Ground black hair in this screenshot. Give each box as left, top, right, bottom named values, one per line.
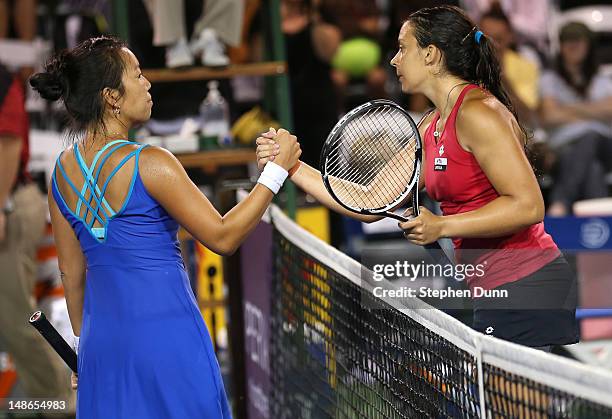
left=407, top=6, right=528, bottom=144
left=29, top=36, right=127, bottom=140
left=556, top=34, right=598, bottom=97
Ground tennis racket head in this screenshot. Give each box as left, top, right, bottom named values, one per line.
left=320, top=99, right=422, bottom=219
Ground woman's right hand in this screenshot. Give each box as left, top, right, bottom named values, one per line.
left=259, top=128, right=301, bottom=171
left=256, top=128, right=280, bottom=171
left=71, top=372, right=78, bottom=390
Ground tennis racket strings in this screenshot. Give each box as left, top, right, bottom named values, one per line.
left=323, top=104, right=420, bottom=212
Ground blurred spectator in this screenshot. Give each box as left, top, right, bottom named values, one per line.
left=142, top=0, right=243, bottom=68
left=479, top=4, right=540, bottom=127
left=0, top=0, right=36, bottom=41
left=0, top=63, right=72, bottom=409
left=282, top=0, right=341, bottom=168
left=321, top=0, right=387, bottom=108
left=0, top=0, right=37, bottom=81
left=461, top=0, right=551, bottom=53
left=54, top=0, right=108, bottom=50
left=539, top=22, right=612, bottom=216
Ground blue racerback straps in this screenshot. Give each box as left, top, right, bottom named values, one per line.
left=53, top=141, right=148, bottom=241
left=74, top=140, right=130, bottom=218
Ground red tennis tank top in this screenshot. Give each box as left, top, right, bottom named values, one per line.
left=424, top=84, right=559, bottom=291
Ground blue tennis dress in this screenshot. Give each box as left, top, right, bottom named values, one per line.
left=51, top=140, right=231, bottom=418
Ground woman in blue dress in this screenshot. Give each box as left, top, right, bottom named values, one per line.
left=29, top=36, right=301, bottom=418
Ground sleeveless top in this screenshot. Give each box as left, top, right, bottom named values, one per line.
left=51, top=140, right=182, bottom=268
left=424, top=84, right=559, bottom=291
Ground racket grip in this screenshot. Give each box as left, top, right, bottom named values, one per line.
left=29, top=311, right=78, bottom=373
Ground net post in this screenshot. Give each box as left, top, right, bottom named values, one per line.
left=476, top=337, right=487, bottom=418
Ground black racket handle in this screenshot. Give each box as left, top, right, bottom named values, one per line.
left=384, top=211, right=454, bottom=266
left=29, top=311, right=77, bottom=373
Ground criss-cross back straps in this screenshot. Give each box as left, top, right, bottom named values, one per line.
left=95, top=147, right=147, bottom=221
left=55, top=158, right=107, bottom=228
left=53, top=141, right=148, bottom=241
left=74, top=140, right=130, bottom=219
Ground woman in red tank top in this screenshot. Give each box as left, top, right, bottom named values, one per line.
left=256, top=6, right=577, bottom=349
left=388, top=6, right=577, bottom=349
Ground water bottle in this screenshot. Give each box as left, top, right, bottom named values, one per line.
left=200, top=81, right=232, bottom=147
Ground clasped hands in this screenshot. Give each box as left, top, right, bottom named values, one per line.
left=255, top=127, right=301, bottom=172
left=255, top=127, right=299, bottom=171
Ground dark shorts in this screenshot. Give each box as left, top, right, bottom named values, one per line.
left=472, top=256, right=579, bottom=347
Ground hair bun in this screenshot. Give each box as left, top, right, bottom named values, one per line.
left=29, top=52, right=68, bottom=101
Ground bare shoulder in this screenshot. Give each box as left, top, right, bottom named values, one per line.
left=58, top=144, right=76, bottom=165
left=456, top=90, right=519, bottom=150
left=139, top=145, right=181, bottom=169
left=458, top=89, right=511, bottom=127
left=138, top=146, right=186, bottom=188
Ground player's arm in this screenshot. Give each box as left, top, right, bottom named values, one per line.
left=438, top=98, right=544, bottom=239
left=140, top=132, right=300, bottom=255
left=366, top=109, right=434, bottom=198
left=288, top=160, right=383, bottom=223
left=49, top=188, right=85, bottom=336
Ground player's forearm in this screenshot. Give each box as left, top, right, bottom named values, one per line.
left=439, top=195, right=544, bottom=239
left=0, top=135, right=22, bottom=207
left=216, top=184, right=275, bottom=255
left=61, top=273, right=84, bottom=336
left=291, top=162, right=381, bottom=223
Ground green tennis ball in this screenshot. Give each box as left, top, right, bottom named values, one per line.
left=332, top=38, right=381, bottom=78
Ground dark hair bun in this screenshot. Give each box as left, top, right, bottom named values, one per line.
left=29, top=53, right=68, bottom=101
left=29, top=72, right=64, bottom=101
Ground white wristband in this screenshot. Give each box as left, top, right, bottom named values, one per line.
left=73, top=335, right=80, bottom=355
left=257, top=161, right=288, bottom=194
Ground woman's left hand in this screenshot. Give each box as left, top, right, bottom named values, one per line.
left=398, top=206, right=444, bottom=245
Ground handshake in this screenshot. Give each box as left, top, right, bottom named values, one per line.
left=255, top=128, right=302, bottom=174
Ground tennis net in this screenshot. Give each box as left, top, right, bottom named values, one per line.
left=267, top=205, right=612, bottom=419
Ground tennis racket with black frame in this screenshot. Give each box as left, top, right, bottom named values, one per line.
left=320, top=99, right=451, bottom=265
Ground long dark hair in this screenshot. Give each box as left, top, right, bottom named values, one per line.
left=407, top=6, right=527, bottom=143
left=29, top=36, right=127, bottom=140
left=556, top=35, right=598, bottom=97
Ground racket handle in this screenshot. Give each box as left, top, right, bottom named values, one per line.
left=385, top=212, right=409, bottom=222
left=388, top=212, right=453, bottom=265
left=29, top=311, right=78, bottom=373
